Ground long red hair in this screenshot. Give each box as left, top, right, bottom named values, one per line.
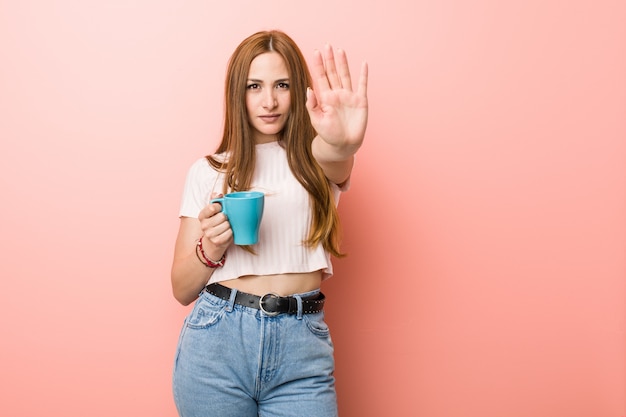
left=207, top=30, right=344, bottom=257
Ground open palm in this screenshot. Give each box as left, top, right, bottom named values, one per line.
left=306, top=45, right=368, bottom=150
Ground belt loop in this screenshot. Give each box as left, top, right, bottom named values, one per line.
left=226, top=288, right=238, bottom=312
left=293, top=294, right=304, bottom=319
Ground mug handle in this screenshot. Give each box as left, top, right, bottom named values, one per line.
left=209, top=197, right=226, bottom=215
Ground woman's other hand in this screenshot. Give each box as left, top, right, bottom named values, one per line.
left=306, top=44, right=368, bottom=156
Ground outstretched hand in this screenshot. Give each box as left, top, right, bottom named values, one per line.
left=306, top=44, right=368, bottom=154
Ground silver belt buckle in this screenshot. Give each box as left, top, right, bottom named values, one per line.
left=259, top=293, right=281, bottom=316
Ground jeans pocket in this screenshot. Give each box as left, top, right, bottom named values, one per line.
left=303, top=311, right=330, bottom=338
left=186, top=295, right=226, bottom=329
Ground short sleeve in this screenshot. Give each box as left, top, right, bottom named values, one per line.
left=179, top=158, right=220, bottom=218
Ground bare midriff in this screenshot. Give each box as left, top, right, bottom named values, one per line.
left=218, top=270, right=323, bottom=297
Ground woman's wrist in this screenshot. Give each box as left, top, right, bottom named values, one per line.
left=312, top=135, right=360, bottom=162
left=196, top=237, right=226, bottom=268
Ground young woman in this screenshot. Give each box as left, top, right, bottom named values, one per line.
left=171, top=30, right=368, bottom=417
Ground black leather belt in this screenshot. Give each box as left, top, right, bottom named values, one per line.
left=204, top=283, right=325, bottom=316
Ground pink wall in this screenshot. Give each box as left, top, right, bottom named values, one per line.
left=1, top=1, right=624, bottom=416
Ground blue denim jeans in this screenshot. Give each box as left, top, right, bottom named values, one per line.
left=173, top=288, right=337, bottom=417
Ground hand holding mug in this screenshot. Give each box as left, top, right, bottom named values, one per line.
left=198, top=193, right=233, bottom=251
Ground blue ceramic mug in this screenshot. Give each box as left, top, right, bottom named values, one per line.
left=210, top=191, right=265, bottom=245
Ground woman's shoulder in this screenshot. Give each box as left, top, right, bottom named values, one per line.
left=187, top=156, right=210, bottom=173
left=185, top=156, right=222, bottom=181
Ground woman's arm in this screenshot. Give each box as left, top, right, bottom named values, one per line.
left=307, top=45, right=368, bottom=184
left=171, top=201, right=233, bottom=306
left=311, top=138, right=356, bottom=186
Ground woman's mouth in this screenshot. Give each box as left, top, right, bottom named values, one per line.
left=259, top=114, right=281, bottom=123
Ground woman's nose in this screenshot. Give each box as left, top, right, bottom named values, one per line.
left=262, top=89, right=277, bottom=109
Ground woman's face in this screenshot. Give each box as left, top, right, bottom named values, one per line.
left=245, top=52, right=291, bottom=144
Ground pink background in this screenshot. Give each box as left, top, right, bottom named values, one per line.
left=1, top=1, right=624, bottom=416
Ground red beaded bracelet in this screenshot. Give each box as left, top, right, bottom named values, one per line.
left=196, top=238, right=226, bottom=268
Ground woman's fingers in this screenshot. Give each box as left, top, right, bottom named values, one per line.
left=357, top=60, right=368, bottom=98
left=209, top=224, right=233, bottom=246
left=203, top=214, right=232, bottom=246
left=335, top=48, right=352, bottom=91
left=311, top=45, right=354, bottom=93
left=198, top=199, right=232, bottom=245
left=322, top=44, right=341, bottom=89
left=311, top=49, right=330, bottom=93
left=198, top=202, right=222, bottom=221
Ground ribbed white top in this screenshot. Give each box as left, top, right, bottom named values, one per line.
left=179, top=141, right=345, bottom=283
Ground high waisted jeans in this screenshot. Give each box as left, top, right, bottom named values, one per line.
left=172, top=288, right=338, bottom=417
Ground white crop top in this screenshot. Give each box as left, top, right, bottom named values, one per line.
left=179, top=141, right=346, bottom=284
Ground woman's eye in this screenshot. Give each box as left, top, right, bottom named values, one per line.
left=277, top=82, right=289, bottom=89
left=246, top=84, right=260, bottom=90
